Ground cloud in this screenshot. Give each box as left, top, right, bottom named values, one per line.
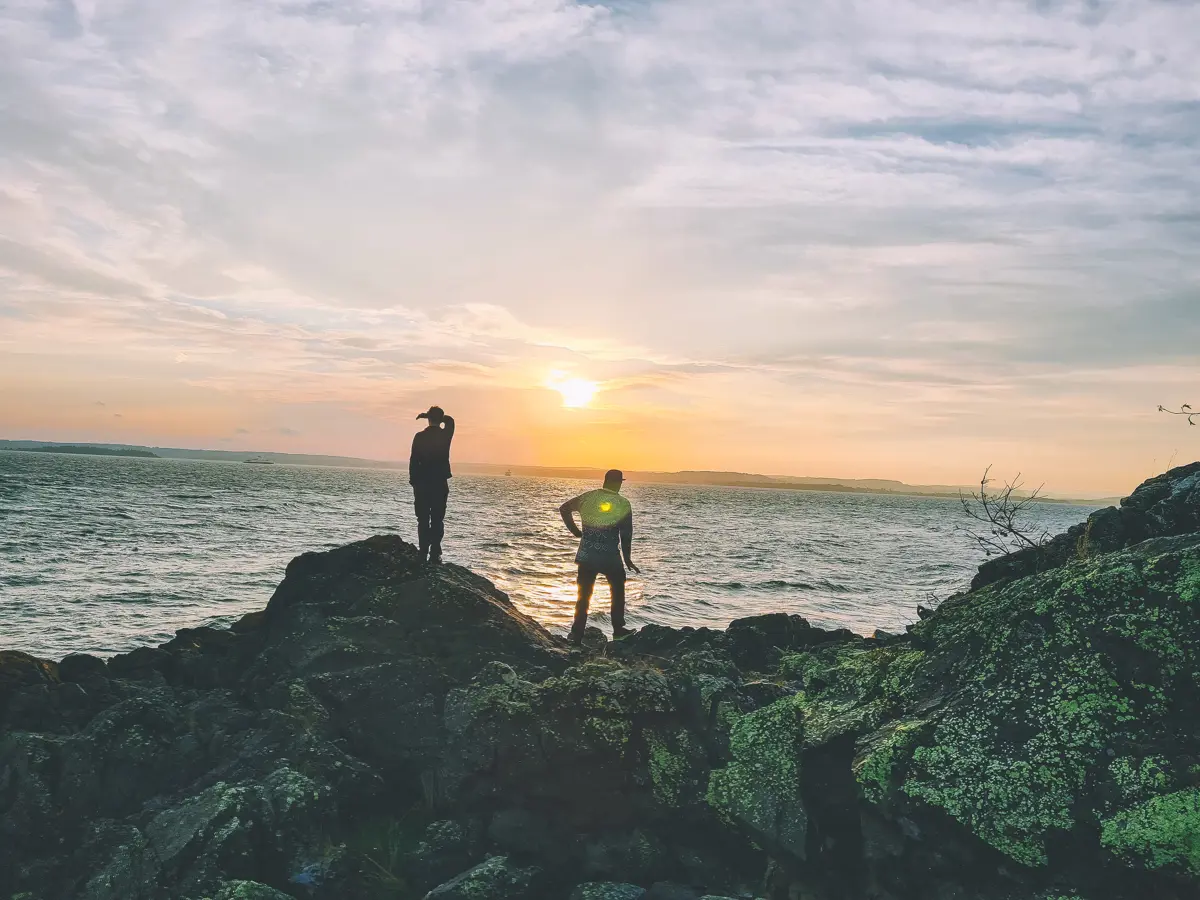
left=0, top=0, right=1197, bottom=490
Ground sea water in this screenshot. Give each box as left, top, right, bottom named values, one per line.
left=0, top=451, right=1100, bottom=658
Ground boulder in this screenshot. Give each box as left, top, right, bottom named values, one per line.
left=423, top=855, right=544, bottom=899
left=972, top=462, right=1200, bottom=589
left=210, top=882, right=295, bottom=900
left=0, top=651, right=59, bottom=717
left=248, top=535, right=562, bottom=685
left=58, top=653, right=108, bottom=684
left=571, top=883, right=648, bottom=900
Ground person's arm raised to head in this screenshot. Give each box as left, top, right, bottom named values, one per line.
left=620, top=508, right=640, bottom=574
left=442, top=414, right=455, bottom=440
left=559, top=495, right=584, bottom=538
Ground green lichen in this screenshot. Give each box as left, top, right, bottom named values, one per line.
left=706, top=695, right=806, bottom=858
left=1108, top=755, right=1172, bottom=804
left=584, top=716, right=632, bottom=750
left=571, top=884, right=647, bottom=900
left=209, top=881, right=294, bottom=900
left=894, top=539, right=1200, bottom=870
left=854, top=719, right=928, bottom=804
left=1178, top=550, right=1200, bottom=604
left=646, top=729, right=698, bottom=807
left=777, top=644, right=925, bottom=750
left=903, top=625, right=1127, bottom=866
left=1101, top=788, right=1200, bottom=874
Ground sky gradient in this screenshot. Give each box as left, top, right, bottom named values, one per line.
left=2, top=0, right=1198, bottom=495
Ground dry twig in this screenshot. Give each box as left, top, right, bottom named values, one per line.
left=1158, top=404, right=1197, bottom=426
left=958, top=465, right=1052, bottom=558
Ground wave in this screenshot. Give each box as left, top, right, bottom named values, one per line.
left=698, top=579, right=817, bottom=592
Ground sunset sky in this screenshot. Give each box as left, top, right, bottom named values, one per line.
left=2, top=0, right=1198, bottom=495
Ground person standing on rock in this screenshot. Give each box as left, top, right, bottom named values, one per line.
left=410, top=406, right=455, bottom=564
left=559, top=469, right=641, bottom=644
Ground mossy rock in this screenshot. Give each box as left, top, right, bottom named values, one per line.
left=1101, top=787, right=1200, bottom=875
left=209, top=882, right=293, bottom=900
left=877, top=536, right=1200, bottom=873
left=706, top=695, right=807, bottom=860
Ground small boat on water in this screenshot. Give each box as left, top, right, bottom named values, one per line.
left=243, top=456, right=274, bottom=465
left=505, top=469, right=512, bottom=476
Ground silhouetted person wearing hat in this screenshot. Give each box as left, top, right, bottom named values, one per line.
left=560, top=469, right=640, bottom=644
left=410, top=406, right=455, bottom=564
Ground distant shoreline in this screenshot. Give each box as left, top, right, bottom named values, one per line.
left=0, top=439, right=1118, bottom=506
left=14, top=445, right=159, bottom=459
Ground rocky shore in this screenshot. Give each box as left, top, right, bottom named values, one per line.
left=3, top=464, right=1200, bottom=900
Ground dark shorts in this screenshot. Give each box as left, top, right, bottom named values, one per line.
left=577, top=563, right=626, bottom=584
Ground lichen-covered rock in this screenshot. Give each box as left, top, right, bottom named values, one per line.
left=897, top=535, right=1200, bottom=873
left=972, top=462, right=1200, bottom=588
left=570, top=882, right=647, bottom=900
left=423, top=855, right=544, bottom=899
left=78, top=824, right=160, bottom=900
left=706, top=696, right=807, bottom=861
left=1100, top=788, right=1200, bottom=876
left=208, top=881, right=295, bottom=900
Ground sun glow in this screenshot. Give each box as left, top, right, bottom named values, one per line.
left=548, top=373, right=598, bottom=408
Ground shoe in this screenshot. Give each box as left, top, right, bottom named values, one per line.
left=567, top=629, right=585, bottom=646
left=428, top=552, right=442, bottom=565
left=612, top=626, right=637, bottom=640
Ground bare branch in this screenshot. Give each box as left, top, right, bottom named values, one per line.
left=958, top=465, right=1052, bottom=559
left=1159, top=404, right=1197, bottom=426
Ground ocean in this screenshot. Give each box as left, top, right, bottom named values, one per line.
left=0, top=450, right=1101, bottom=659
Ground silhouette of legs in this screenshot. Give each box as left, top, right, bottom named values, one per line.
left=413, top=480, right=449, bottom=562
left=571, top=565, right=626, bottom=641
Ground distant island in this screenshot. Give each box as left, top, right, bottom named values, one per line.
left=0, top=439, right=1120, bottom=504
left=14, top=445, right=159, bottom=459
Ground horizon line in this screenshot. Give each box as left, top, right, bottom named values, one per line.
left=0, top=437, right=1129, bottom=503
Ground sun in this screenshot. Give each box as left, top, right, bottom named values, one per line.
left=549, top=375, right=598, bottom=408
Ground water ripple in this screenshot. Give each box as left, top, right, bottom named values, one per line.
left=0, top=450, right=1100, bottom=658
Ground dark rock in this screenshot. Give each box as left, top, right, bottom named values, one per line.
left=0, top=650, right=59, bottom=718
left=106, top=646, right=171, bottom=679
left=971, top=462, right=1200, bottom=589
left=583, top=829, right=669, bottom=882
left=582, top=625, right=609, bottom=651
left=77, top=822, right=161, bottom=900
left=571, top=883, right=648, bottom=900
left=58, top=653, right=108, bottom=684
left=407, top=819, right=481, bottom=892
left=423, top=855, right=544, bottom=899
left=613, top=624, right=724, bottom=661
left=251, top=535, right=562, bottom=684
left=739, top=680, right=790, bottom=709
left=726, top=614, right=858, bottom=671
left=487, top=808, right=564, bottom=857
left=644, top=882, right=702, bottom=900
left=212, top=882, right=294, bottom=900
